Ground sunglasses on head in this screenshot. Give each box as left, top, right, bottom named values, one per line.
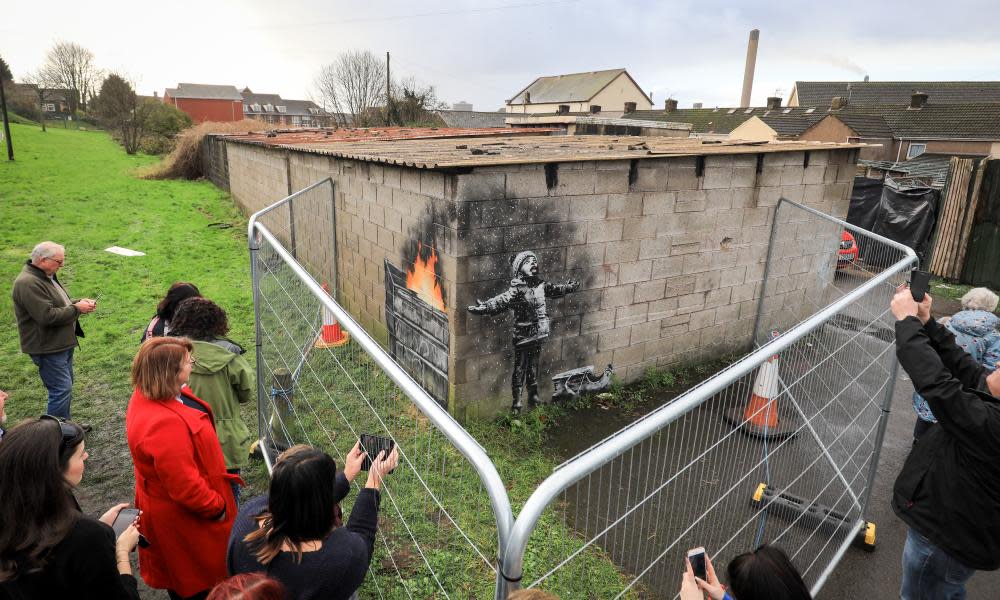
left=39, top=414, right=86, bottom=452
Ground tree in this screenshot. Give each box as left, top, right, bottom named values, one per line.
left=315, top=50, right=386, bottom=126
left=94, top=74, right=153, bottom=154
left=393, top=77, right=449, bottom=125
left=22, top=69, right=62, bottom=132
left=0, top=57, right=12, bottom=85
left=40, top=41, right=101, bottom=112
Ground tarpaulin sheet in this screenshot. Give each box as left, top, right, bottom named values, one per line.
left=871, top=181, right=939, bottom=267
left=847, top=177, right=883, bottom=231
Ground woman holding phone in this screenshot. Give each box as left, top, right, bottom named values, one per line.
left=679, top=545, right=811, bottom=600
left=227, top=443, right=398, bottom=600
left=127, top=336, right=239, bottom=600
left=0, top=417, right=141, bottom=599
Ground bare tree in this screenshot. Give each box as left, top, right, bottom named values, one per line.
left=315, top=50, right=386, bottom=126
left=22, top=69, right=62, bottom=132
left=94, top=73, right=153, bottom=154
left=394, top=76, right=449, bottom=125
left=40, top=41, right=101, bottom=112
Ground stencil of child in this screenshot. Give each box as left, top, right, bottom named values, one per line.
left=468, top=251, right=579, bottom=413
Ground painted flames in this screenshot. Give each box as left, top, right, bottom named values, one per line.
left=406, top=242, right=446, bottom=312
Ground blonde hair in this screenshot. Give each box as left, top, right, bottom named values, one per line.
left=961, top=287, right=999, bottom=312
left=131, top=337, right=193, bottom=399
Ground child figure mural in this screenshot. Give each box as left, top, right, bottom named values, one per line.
left=467, top=251, right=579, bottom=413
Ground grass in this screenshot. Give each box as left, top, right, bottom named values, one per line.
left=930, top=276, right=973, bottom=302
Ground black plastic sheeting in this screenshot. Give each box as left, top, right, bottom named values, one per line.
left=847, top=177, right=939, bottom=267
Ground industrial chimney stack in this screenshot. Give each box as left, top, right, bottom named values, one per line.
left=740, top=29, right=760, bottom=108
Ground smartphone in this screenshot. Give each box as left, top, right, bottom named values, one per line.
left=687, top=547, right=707, bottom=581
left=111, top=508, right=140, bottom=539
left=910, top=270, right=932, bottom=302
left=360, top=434, right=395, bottom=472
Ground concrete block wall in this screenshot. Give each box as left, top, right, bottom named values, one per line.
left=448, top=148, right=857, bottom=418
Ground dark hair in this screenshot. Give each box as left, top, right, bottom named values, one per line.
left=156, top=282, right=201, bottom=322
left=132, top=337, right=194, bottom=400
left=727, top=545, right=812, bottom=600
left=0, top=419, right=85, bottom=581
left=244, top=445, right=340, bottom=565
left=207, top=573, right=288, bottom=600
left=170, top=297, right=229, bottom=341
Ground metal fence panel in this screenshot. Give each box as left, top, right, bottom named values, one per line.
left=248, top=179, right=513, bottom=599
left=499, top=199, right=917, bottom=599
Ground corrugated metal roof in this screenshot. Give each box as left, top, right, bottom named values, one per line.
left=220, top=130, right=864, bottom=170
left=165, top=83, right=243, bottom=101
left=794, top=81, right=1000, bottom=106
left=434, top=110, right=508, bottom=128
left=509, top=68, right=629, bottom=104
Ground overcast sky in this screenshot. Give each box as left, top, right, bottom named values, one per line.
left=5, top=0, right=1000, bottom=111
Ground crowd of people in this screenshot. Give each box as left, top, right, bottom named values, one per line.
left=4, top=239, right=1000, bottom=600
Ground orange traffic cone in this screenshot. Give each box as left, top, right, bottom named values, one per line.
left=725, top=355, right=797, bottom=440
left=315, top=283, right=350, bottom=348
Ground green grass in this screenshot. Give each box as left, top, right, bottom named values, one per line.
left=0, top=122, right=254, bottom=505
left=0, top=123, right=640, bottom=598
left=930, top=276, right=973, bottom=302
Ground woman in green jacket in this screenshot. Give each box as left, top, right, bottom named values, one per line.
left=170, top=297, right=254, bottom=502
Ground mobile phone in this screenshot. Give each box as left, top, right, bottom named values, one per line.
left=687, top=547, right=707, bottom=581
left=910, top=270, right=932, bottom=302
left=111, top=508, right=140, bottom=539
left=360, top=434, right=395, bottom=472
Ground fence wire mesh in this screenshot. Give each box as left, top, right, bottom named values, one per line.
left=249, top=179, right=508, bottom=600
left=502, top=199, right=916, bottom=599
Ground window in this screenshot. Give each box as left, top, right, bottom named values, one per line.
left=805, top=107, right=815, bottom=113
left=727, top=108, right=737, bottom=114
left=782, top=108, right=792, bottom=114
left=43, top=103, right=56, bottom=112
left=251, top=103, right=261, bottom=112
left=907, top=143, right=927, bottom=159
left=263, top=104, right=273, bottom=112
left=743, top=108, right=753, bottom=114
left=243, top=104, right=251, bottom=113
left=276, top=105, right=287, bottom=113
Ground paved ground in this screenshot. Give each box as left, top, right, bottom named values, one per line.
left=818, top=367, right=1000, bottom=599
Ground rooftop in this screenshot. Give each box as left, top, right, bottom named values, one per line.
left=434, top=110, right=508, bottom=129
left=508, top=68, right=635, bottom=105
left=793, top=81, right=1000, bottom=106
left=625, top=107, right=758, bottom=134
left=220, top=129, right=865, bottom=169
left=165, top=83, right=243, bottom=101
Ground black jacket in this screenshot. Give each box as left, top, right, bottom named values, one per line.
left=892, top=316, right=1000, bottom=570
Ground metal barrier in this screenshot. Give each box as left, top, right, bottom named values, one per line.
left=499, top=198, right=917, bottom=598
left=248, top=178, right=513, bottom=599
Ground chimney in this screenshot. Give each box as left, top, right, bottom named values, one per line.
left=830, top=96, right=847, bottom=110
left=664, top=98, right=678, bottom=112
left=624, top=101, right=637, bottom=114
left=153, top=91, right=158, bottom=99
left=766, top=96, right=781, bottom=110
left=910, top=92, right=928, bottom=109
left=589, top=104, right=601, bottom=114
left=863, top=74, right=870, bottom=83
left=557, top=104, right=570, bottom=115
left=740, top=29, right=760, bottom=108
left=524, top=91, right=531, bottom=104
left=693, top=102, right=703, bottom=109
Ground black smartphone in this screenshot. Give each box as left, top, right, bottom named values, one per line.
left=910, top=270, right=932, bottom=302
left=111, top=508, right=140, bottom=539
left=688, top=546, right=707, bottom=580
left=360, top=434, right=395, bottom=472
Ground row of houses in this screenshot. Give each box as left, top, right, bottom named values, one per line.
left=162, top=83, right=345, bottom=127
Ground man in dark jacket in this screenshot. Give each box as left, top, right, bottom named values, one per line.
left=890, top=287, right=1000, bottom=600
left=11, top=242, right=96, bottom=418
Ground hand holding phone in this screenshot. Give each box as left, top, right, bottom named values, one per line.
left=910, top=270, right=931, bottom=302
left=111, top=508, right=140, bottom=539
left=687, top=547, right=707, bottom=581
left=360, top=434, right=396, bottom=473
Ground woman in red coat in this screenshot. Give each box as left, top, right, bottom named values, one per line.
left=126, top=336, right=239, bottom=599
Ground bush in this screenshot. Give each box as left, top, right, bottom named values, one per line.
left=142, top=119, right=269, bottom=179
left=139, top=135, right=175, bottom=155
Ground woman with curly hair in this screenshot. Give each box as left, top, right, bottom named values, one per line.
left=170, top=297, right=254, bottom=501
left=141, top=282, right=201, bottom=343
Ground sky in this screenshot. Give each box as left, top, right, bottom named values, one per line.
left=4, top=0, right=1000, bottom=111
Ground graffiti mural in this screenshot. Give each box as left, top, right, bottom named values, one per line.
left=384, top=243, right=449, bottom=407
left=552, top=364, right=614, bottom=399
left=467, top=250, right=580, bottom=413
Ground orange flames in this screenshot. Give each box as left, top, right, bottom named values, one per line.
left=406, top=242, right=446, bottom=312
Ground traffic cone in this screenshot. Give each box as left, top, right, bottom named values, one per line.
left=315, top=282, right=349, bottom=348
left=725, top=355, right=797, bottom=440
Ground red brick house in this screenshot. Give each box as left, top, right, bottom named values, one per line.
left=164, top=83, right=244, bottom=123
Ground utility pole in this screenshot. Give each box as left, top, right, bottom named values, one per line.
left=0, top=75, right=12, bottom=160
left=385, top=51, right=392, bottom=126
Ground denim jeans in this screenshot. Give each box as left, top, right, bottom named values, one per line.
left=30, top=348, right=74, bottom=418
left=901, top=528, right=976, bottom=600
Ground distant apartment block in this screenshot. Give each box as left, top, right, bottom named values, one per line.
left=164, top=83, right=244, bottom=123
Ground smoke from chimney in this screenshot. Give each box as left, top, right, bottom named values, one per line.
left=740, top=29, right=760, bottom=108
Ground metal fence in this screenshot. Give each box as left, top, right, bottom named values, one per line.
left=499, top=198, right=917, bottom=598
left=249, top=182, right=917, bottom=599
left=248, top=178, right=513, bottom=599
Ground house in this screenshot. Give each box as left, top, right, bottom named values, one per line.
left=727, top=106, right=828, bottom=141
left=506, top=68, right=652, bottom=116
left=796, top=94, right=1000, bottom=162
left=788, top=80, right=1000, bottom=107
left=505, top=112, right=690, bottom=137
left=8, top=83, right=76, bottom=119
left=240, top=89, right=340, bottom=127
left=624, top=99, right=765, bottom=137
left=164, top=83, right=244, bottom=123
